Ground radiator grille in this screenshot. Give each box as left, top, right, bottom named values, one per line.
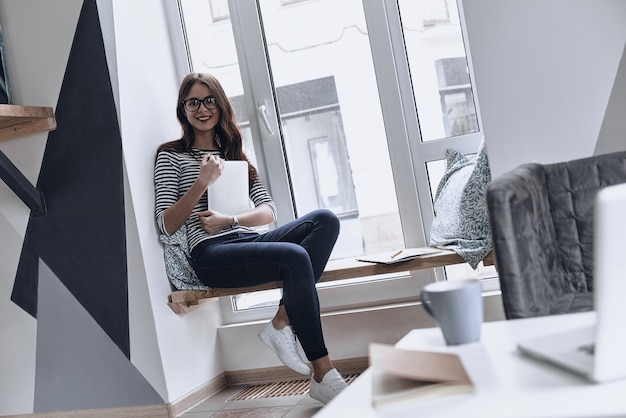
left=228, top=374, right=359, bottom=401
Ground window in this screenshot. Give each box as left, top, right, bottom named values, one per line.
left=394, top=0, right=495, bottom=282
left=172, top=0, right=494, bottom=322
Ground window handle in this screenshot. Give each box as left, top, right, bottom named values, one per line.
left=257, top=100, right=275, bottom=136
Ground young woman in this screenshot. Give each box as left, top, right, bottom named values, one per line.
left=154, top=73, right=347, bottom=403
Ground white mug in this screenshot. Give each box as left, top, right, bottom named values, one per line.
left=420, top=279, right=483, bottom=345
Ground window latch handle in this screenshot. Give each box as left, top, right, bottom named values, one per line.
left=257, top=100, right=275, bottom=136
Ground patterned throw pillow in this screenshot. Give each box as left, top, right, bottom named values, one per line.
left=429, top=138, right=492, bottom=269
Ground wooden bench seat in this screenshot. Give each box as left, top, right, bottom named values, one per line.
left=168, top=249, right=495, bottom=314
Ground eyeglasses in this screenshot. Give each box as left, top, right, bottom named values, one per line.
left=182, top=96, right=217, bottom=112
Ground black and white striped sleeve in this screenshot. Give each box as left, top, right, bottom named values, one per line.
left=154, top=150, right=181, bottom=235
left=250, top=177, right=277, bottom=222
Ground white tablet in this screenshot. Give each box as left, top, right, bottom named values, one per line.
left=207, top=160, right=251, bottom=215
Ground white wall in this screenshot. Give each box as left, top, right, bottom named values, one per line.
left=596, top=43, right=626, bottom=155
left=108, top=0, right=227, bottom=402
left=462, top=0, right=626, bottom=178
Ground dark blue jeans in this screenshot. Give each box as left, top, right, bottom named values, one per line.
left=190, top=209, right=340, bottom=361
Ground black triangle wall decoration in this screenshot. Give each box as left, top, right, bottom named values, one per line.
left=11, top=0, right=130, bottom=358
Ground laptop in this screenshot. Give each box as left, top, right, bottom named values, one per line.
left=207, top=160, right=251, bottom=215
left=517, top=181, right=626, bottom=383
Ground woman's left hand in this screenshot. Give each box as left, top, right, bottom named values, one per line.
left=197, top=210, right=232, bottom=234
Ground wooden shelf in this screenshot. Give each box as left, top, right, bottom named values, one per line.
left=168, top=250, right=496, bottom=314
left=0, top=104, right=56, bottom=142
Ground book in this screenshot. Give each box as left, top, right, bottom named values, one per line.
left=369, top=343, right=474, bottom=409
left=356, top=247, right=442, bottom=264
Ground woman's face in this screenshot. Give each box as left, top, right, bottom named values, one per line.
left=182, top=82, right=220, bottom=135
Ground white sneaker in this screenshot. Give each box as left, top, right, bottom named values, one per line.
left=309, top=368, right=348, bottom=404
left=258, top=322, right=311, bottom=375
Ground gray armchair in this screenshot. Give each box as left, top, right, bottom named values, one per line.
left=486, top=151, right=626, bottom=319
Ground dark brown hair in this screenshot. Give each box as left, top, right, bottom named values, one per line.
left=157, top=73, right=258, bottom=185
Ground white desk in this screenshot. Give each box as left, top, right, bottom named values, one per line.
left=316, top=312, right=626, bottom=417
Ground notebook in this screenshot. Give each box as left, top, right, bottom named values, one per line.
left=369, top=343, right=473, bottom=409
left=357, top=247, right=442, bottom=264
left=207, top=160, right=251, bottom=215
left=517, top=182, right=626, bottom=383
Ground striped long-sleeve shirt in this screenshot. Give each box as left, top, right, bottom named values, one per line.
left=154, top=147, right=277, bottom=251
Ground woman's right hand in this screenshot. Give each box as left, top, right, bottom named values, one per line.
left=198, top=154, right=224, bottom=187
left=162, top=154, right=224, bottom=235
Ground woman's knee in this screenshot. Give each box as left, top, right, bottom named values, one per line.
left=279, top=245, right=316, bottom=286
left=311, top=209, right=340, bottom=233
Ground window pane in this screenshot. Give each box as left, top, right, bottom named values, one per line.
left=399, top=0, right=479, bottom=141
left=180, top=1, right=242, bottom=108
left=258, top=0, right=404, bottom=259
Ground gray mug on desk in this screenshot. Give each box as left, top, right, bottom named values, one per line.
left=420, top=279, right=483, bottom=345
